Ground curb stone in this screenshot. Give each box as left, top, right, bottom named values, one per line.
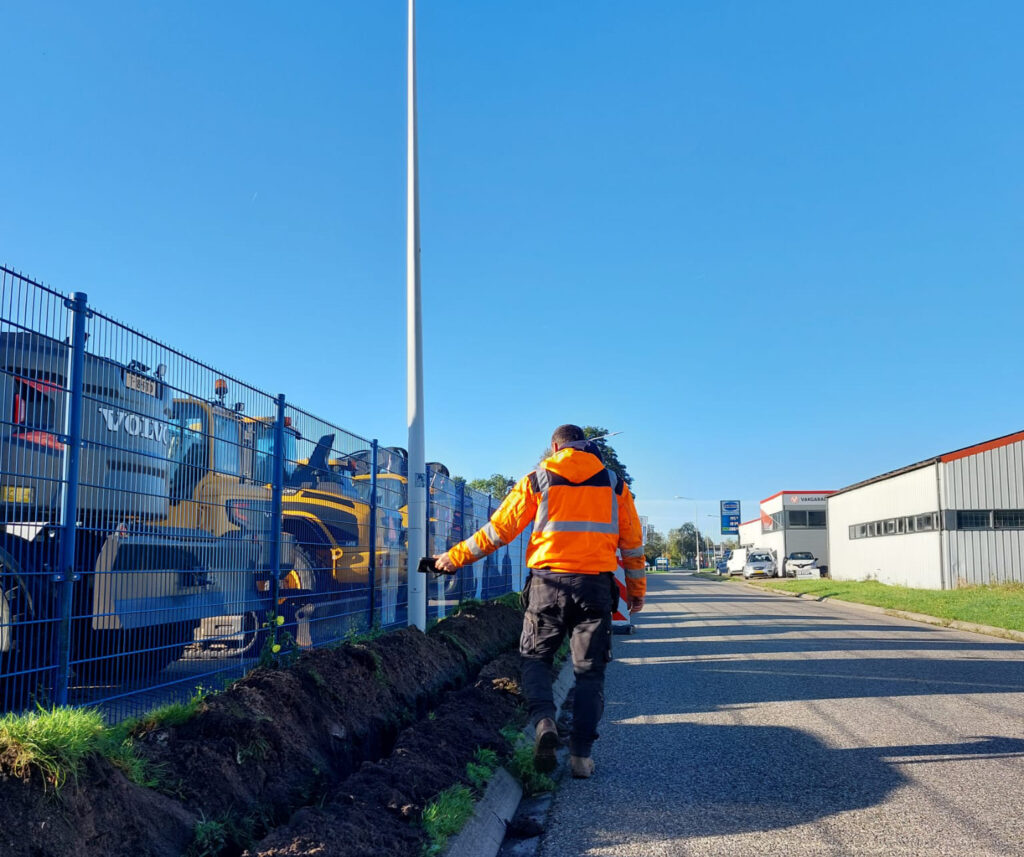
left=442, top=657, right=575, bottom=857
left=747, top=580, right=1024, bottom=643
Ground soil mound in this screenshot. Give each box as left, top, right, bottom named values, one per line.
left=0, top=602, right=525, bottom=857
left=250, top=651, right=522, bottom=857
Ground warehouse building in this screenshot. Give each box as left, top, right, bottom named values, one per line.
left=827, top=430, right=1024, bottom=589
left=738, top=491, right=835, bottom=572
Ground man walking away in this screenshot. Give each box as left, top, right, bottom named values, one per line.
left=435, top=424, right=645, bottom=778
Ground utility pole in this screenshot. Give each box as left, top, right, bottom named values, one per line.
left=406, top=0, right=426, bottom=630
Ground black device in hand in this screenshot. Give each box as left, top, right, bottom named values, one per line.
left=417, top=556, right=450, bottom=575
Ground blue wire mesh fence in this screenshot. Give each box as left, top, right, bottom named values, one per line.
left=0, top=266, right=525, bottom=722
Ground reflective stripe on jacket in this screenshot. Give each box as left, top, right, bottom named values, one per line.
left=447, top=448, right=646, bottom=598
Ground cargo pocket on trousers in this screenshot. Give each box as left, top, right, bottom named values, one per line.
left=520, top=572, right=533, bottom=612
left=519, top=609, right=538, bottom=656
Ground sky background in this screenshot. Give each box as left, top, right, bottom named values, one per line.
left=2, top=1, right=1022, bottom=539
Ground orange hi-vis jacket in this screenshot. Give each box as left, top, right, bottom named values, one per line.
left=447, top=447, right=647, bottom=598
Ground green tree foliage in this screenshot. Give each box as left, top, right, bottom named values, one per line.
left=644, top=526, right=667, bottom=563
left=467, top=473, right=516, bottom=500
left=667, top=522, right=715, bottom=564
left=582, top=426, right=633, bottom=489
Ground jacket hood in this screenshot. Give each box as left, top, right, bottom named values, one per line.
left=542, top=447, right=606, bottom=483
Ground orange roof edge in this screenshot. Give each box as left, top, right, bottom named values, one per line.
left=940, top=429, right=1024, bottom=464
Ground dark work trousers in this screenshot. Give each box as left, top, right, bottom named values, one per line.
left=520, top=569, right=615, bottom=758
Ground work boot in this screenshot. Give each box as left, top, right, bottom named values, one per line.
left=533, top=718, right=559, bottom=773
left=570, top=755, right=595, bottom=779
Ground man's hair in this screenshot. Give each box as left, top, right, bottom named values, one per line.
left=552, top=424, right=585, bottom=448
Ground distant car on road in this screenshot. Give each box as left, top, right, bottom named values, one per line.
left=716, top=554, right=729, bottom=575
left=783, top=551, right=819, bottom=578
left=742, top=551, right=777, bottom=579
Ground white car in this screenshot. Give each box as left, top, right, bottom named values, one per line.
left=742, top=551, right=777, bottom=579
left=783, top=551, right=819, bottom=578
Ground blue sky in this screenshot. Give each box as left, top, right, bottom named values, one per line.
left=2, top=1, right=1022, bottom=538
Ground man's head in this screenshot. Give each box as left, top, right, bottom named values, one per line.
left=551, top=424, right=585, bottom=452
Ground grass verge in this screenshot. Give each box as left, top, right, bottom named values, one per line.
left=751, top=579, right=1024, bottom=632
left=422, top=784, right=475, bottom=856
left=0, top=686, right=210, bottom=790
left=0, top=706, right=104, bottom=788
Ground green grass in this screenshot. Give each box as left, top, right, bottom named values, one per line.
left=0, top=706, right=105, bottom=788
left=507, top=742, right=556, bottom=796
left=465, top=746, right=500, bottom=792
left=752, top=579, right=1024, bottom=632
left=421, top=784, right=475, bottom=856
left=0, top=685, right=212, bottom=790
left=186, top=813, right=229, bottom=857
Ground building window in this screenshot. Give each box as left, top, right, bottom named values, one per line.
left=807, top=510, right=826, bottom=528
left=788, top=510, right=808, bottom=528
left=994, top=510, right=1024, bottom=529
left=956, top=511, right=991, bottom=530
left=848, top=511, right=940, bottom=539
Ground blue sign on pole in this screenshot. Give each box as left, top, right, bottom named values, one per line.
left=720, top=500, right=740, bottom=535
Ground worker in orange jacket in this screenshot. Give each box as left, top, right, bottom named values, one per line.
left=435, top=424, right=645, bottom=779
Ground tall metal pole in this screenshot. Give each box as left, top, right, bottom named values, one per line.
left=406, top=0, right=427, bottom=631
left=694, top=501, right=700, bottom=570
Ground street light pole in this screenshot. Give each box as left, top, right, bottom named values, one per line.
left=406, top=0, right=426, bottom=630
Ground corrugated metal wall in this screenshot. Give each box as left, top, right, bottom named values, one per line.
left=942, top=438, right=1024, bottom=585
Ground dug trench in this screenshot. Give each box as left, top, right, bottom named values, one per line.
left=0, top=601, right=528, bottom=857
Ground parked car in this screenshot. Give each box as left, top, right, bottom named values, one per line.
left=783, top=551, right=819, bottom=578
left=742, top=551, right=777, bottom=579
left=715, top=555, right=729, bottom=575
left=726, top=548, right=749, bottom=576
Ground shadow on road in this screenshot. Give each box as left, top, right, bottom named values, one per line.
left=590, top=723, right=1024, bottom=843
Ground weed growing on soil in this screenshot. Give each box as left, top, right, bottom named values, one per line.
left=235, top=736, right=271, bottom=765
left=257, top=612, right=301, bottom=669
left=465, top=746, right=500, bottom=792
left=508, top=742, right=556, bottom=796
left=113, top=686, right=209, bottom=739
left=421, top=784, right=475, bottom=856
left=187, top=813, right=229, bottom=857
left=0, top=706, right=105, bottom=788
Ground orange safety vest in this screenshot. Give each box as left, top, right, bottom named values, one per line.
left=447, top=447, right=646, bottom=598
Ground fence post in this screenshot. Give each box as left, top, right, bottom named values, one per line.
left=456, top=479, right=466, bottom=606
left=486, top=494, right=494, bottom=600
left=368, top=439, right=378, bottom=629
left=54, top=292, right=89, bottom=707
left=269, top=394, right=286, bottom=645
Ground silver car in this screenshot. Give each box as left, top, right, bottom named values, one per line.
left=742, top=551, right=777, bottom=579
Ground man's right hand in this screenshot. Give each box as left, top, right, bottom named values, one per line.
left=628, top=596, right=645, bottom=613
left=434, top=552, right=458, bottom=573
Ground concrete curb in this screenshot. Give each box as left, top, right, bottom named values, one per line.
left=747, top=580, right=1024, bottom=643
left=442, top=657, right=575, bottom=857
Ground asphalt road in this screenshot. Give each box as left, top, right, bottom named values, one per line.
left=537, top=573, right=1024, bottom=857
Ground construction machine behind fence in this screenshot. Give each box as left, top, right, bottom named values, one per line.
left=0, top=332, right=300, bottom=707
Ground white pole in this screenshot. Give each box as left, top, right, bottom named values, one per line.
left=406, top=0, right=427, bottom=631
left=694, top=501, right=700, bottom=570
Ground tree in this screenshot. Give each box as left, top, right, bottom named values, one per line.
left=466, top=473, right=516, bottom=500
left=582, top=426, right=633, bottom=489
left=666, top=522, right=715, bottom=567
left=644, top=526, right=666, bottom=563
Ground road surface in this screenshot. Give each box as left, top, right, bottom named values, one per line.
left=538, top=572, right=1024, bottom=856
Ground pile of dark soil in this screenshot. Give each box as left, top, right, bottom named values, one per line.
left=0, top=602, right=525, bottom=857
left=251, top=651, right=522, bottom=857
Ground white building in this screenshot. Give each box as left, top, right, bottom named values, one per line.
left=827, top=430, right=1024, bottom=589
left=738, top=491, right=834, bottom=571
